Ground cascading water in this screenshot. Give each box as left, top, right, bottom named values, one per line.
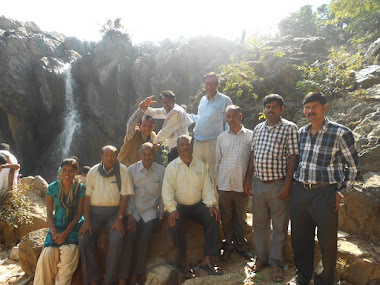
left=57, top=63, right=81, bottom=161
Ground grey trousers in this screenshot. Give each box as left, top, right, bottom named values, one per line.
left=118, top=218, right=158, bottom=279
left=252, top=177, right=289, bottom=267
left=79, top=206, right=124, bottom=284
left=290, top=181, right=338, bottom=285
left=218, top=190, right=248, bottom=252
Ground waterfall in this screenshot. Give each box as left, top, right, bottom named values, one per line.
left=57, top=63, right=81, bottom=161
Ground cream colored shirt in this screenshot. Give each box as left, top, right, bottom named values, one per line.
left=86, top=163, right=134, bottom=207
left=162, top=157, right=217, bottom=213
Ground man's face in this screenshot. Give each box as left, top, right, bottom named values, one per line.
left=161, top=97, right=175, bottom=113
left=264, top=101, right=284, bottom=122
left=303, top=101, right=327, bottom=123
left=141, top=147, right=155, bottom=169
left=138, top=118, right=155, bottom=137
left=102, top=149, right=117, bottom=170
left=204, top=77, right=218, bottom=96
left=226, top=109, right=242, bottom=129
left=61, top=165, right=76, bottom=184
left=177, top=137, right=193, bottom=158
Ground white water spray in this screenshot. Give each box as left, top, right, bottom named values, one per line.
left=57, top=63, right=81, bottom=161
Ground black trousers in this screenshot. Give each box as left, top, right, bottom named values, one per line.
left=169, top=202, right=219, bottom=265
left=218, top=190, right=248, bottom=252
left=118, top=218, right=158, bottom=279
left=290, top=182, right=338, bottom=285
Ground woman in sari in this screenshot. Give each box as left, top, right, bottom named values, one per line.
left=34, top=158, right=85, bottom=284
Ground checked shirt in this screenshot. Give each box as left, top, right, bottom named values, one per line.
left=252, top=118, right=299, bottom=181
left=293, top=119, right=359, bottom=195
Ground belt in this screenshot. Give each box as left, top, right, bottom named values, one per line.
left=262, top=178, right=284, bottom=184
left=302, top=182, right=331, bottom=189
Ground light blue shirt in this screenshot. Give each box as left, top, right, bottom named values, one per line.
left=189, top=91, right=232, bottom=140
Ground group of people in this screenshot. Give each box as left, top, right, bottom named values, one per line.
left=31, top=71, right=358, bottom=285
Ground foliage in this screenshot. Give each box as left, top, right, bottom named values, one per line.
left=160, top=141, right=169, bottom=167
left=0, top=184, right=33, bottom=228
left=278, top=5, right=317, bottom=37
left=99, top=18, right=131, bottom=41
left=295, top=47, right=362, bottom=97
left=328, top=0, right=380, bottom=44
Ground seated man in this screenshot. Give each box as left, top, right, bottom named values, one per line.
left=0, top=154, right=20, bottom=191
left=162, top=135, right=222, bottom=278
left=119, top=143, right=165, bottom=285
left=78, top=145, right=134, bottom=285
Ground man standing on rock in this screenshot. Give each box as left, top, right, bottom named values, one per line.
left=163, top=135, right=222, bottom=278
left=78, top=145, right=134, bottom=285
left=189, top=72, right=232, bottom=185
left=143, top=91, right=193, bottom=163
left=118, top=97, right=156, bottom=167
left=289, top=92, right=359, bottom=285
left=244, top=94, right=299, bottom=283
left=215, top=105, right=255, bottom=261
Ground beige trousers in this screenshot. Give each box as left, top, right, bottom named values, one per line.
left=34, top=244, right=79, bottom=285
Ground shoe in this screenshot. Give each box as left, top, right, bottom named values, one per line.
left=238, top=250, right=255, bottom=261
left=253, top=259, right=268, bottom=272
left=220, top=248, right=232, bottom=260
left=177, top=264, right=195, bottom=279
left=271, top=266, right=284, bottom=282
left=200, top=262, right=223, bottom=275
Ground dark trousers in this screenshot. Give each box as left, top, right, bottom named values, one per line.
left=218, top=190, right=248, bottom=252
left=290, top=182, right=338, bottom=285
left=169, top=202, right=219, bottom=265
left=118, top=218, right=158, bottom=279
left=168, top=148, right=178, bottom=163
left=79, top=207, right=124, bottom=284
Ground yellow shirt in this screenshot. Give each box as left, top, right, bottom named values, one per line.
left=86, top=163, right=134, bottom=206
left=162, top=157, right=217, bottom=213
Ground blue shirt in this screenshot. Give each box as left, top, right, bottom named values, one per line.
left=190, top=91, right=232, bottom=140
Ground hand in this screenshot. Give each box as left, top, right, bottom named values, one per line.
left=335, top=193, right=343, bottom=211
left=154, top=143, right=160, bottom=152
left=54, top=232, right=68, bottom=246
left=140, top=95, right=156, bottom=109
left=126, top=216, right=136, bottom=232
left=78, top=220, right=92, bottom=238
left=244, top=181, right=253, bottom=196
left=111, top=218, right=125, bottom=237
left=168, top=211, right=179, bottom=227
left=209, top=206, right=220, bottom=222
left=278, top=182, right=291, bottom=200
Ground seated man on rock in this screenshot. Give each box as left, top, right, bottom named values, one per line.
left=118, top=142, right=165, bottom=285
left=0, top=153, right=20, bottom=192
left=78, top=145, right=134, bottom=285
left=162, top=135, right=222, bottom=278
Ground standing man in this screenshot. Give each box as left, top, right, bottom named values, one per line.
left=244, top=94, right=299, bottom=283
left=215, top=105, right=255, bottom=261
left=118, top=96, right=156, bottom=167
left=189, top=72, right=232, bottom=184
left=78, top=145, right=134, bottom=285
left=163, top=135, right=222, bottom=278
left=118, top=143, right=165, bottom=285
left=143, top=91, right=193, bottom=162
left=290, top=92, right=359, bottom=285
left=0, top=154, right=20, bottom=191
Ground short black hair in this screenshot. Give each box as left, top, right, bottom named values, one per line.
left=61, top=158, right=79, bottom=171
left=82, top=166, right=91, bottom=174
left=138, top=115, right=154, bottom=124
left=0, top=154, right=7, bottom=164
left=263, top=94, right=284, bottom=107
left=159, top=90, right=176, bottom=101
left=303, top=92, right=327, bottom=106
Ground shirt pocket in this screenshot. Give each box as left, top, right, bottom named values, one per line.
left=271, top=138, right=286, bottom=159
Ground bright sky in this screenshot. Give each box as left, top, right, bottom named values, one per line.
left=2, top=0, right=329, bottom=43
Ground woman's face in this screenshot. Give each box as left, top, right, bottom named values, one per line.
left=61, top=164, right=76, bottom=184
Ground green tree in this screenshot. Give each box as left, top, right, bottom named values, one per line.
left=328, top=0, right=380, bottom=44
left=278, top=5, right=317, bottom=37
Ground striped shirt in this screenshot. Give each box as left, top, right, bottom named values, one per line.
left=293, top=119, right=359, bottom=195
left=252, top=118, right=299, bottom=181
left=215, top=126, right=253, bottom=192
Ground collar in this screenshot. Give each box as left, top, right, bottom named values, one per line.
left=102, top=163, right=114, bottom=174
left=137, top=160, right=155, bottom=172
left=228, top=125, right=246, bottom=135
left=206, top=91, right=220, bottom=102
left=305, top=118, right=329, bottom=134
left=175, top=157, right=199, bottom=167
left=264, top=118, right=283, bottom=130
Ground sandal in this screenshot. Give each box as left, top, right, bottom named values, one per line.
left=253, top=260, right=268, bottom=272
left=272, top=266, right=284, bottom=282
left=177, top=264, right=195, bottom=279
left=200, top=262, right=223, bottom=275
